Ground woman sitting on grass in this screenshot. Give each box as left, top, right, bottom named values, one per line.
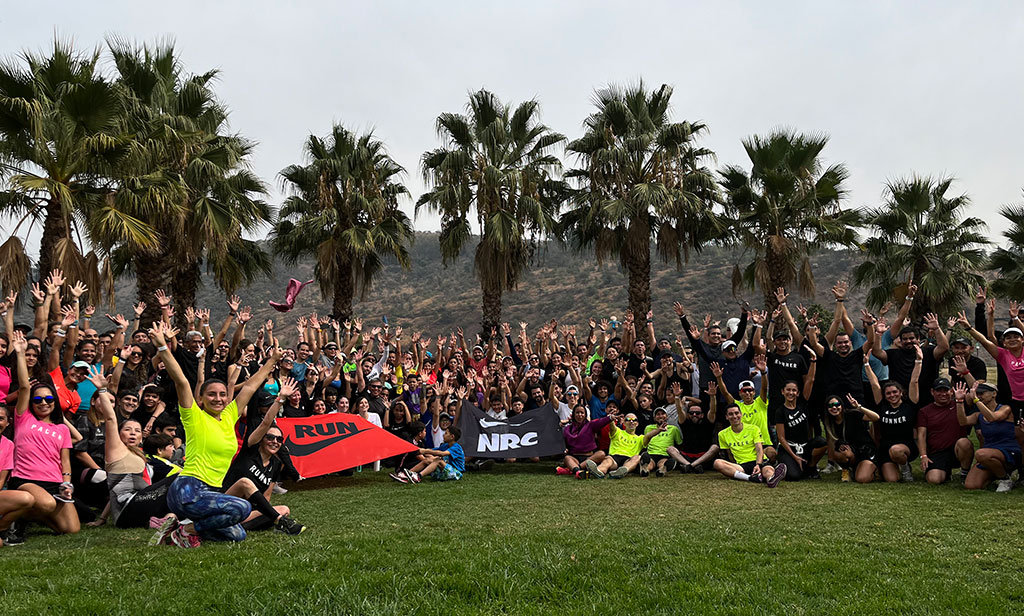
left=773, top=350, right=826, bottom=481
left=85, top=367, right=175, bottom=529
left=221, top=376, right=305, bottom=534
left=823, top=393, right=880, bottom=484
left=0, top=332, right=79, bottom=546
left=859, top=346, right=922, bottom=484
left=956, top=382, right=1020, bottom=493
left=149, top=322, right=284, bottom=548
left=559, top=403, right=611, bottom=479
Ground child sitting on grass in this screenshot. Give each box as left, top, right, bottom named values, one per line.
left=404, top=427, right=465, bottom=483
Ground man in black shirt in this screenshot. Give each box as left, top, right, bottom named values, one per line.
left=947, top=337, right=987, bottom=388
left=872, top=314, right=949, bottom=406
left=671, top=399, right=720, bottom=472
left=674, top=301, right=749, bottom=392
left=765, top=330, right=807, bottom=411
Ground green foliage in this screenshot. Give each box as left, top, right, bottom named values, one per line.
left=989, top=196, right=1024, bottom=299
left=854, top=176, right=989, bottom=316
left=274, top=125, right=413, bottom=319
left=417, top=89, right=566, bottom=331
left=721, top=129, right=860, bottom=308
left=562, top=81, right=721, bottom=319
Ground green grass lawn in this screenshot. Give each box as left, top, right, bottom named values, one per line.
left=1, top=465, right=1023, bottom=615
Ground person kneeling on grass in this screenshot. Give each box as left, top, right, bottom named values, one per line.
left=585, top=413, right=663, bottom=479
left=220, top=376, right=306, bottom=535
left=712, top=404, right=786, bottom=487
left=404, top=426, right=465, bottom=483
left=956, top=382, right=1021, bottom=493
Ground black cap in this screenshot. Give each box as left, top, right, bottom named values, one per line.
left=951, top=337, right=972, bottom=347
left=256, top=390, right=276, bottom=407
left=773, top=331, right=791, bottom=340
left=932, top=377, right=952, bottom=390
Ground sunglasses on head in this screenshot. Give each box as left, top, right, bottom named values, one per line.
left=32, top=395, right=55, bottom=405
left=264, top=435, right=284, bottom=443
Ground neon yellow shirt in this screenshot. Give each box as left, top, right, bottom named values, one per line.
left=180, top=400, right=240, bottom=487
left=644, top=424, right=682, bottom=456
left=717, top=424, right=764, bottom=464
left=609, top=428, right=645, bottom=457
left=737, top=396, right=773, bottom=446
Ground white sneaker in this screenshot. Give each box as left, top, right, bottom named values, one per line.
left=821, top=462, right=839, bottom=475
left=995, top=478, right=1014, bottom=493
left=272, top=484, right=288, bottom=495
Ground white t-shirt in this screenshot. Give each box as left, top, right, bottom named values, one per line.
left=363, top=413, right=383, bottom=429
left=486, top=408, right=507, bottom=420
left=554, top=401, right=572, bottom=422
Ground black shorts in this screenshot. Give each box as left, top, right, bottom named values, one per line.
left=873, top=442, right=919, bottom=466
left=649, top=454, right=670, bottom=463
left=925, top=446, right=961, bottom=475
left=740, top=461, right=764, bottom=474
left=7, top=476, right=73, bottom=502
left=611, top=454, right=633, bottom=466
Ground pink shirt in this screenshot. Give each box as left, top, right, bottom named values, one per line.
left=0, top=435, right=13, bottom=471
left=996, top=347, right=1024, bottom=401
left=0, top=365, right=10, bottom=399
left=13, top=409, right=71, bottom=483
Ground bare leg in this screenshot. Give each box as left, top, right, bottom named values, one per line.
left=855, top=460, right=877, bottom=483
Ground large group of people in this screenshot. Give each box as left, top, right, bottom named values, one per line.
left=0, top=271, right=1021, bottom=548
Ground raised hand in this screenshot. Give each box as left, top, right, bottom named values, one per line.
left=1010, top=301, right=1020, bottom=320
left=923, top=313, right=939, bottom=330
left=184, top=306, right=196, bottom=324
left=227, top=295, right=241, bottom=313
left=69, top=281, right=88, bottom=299
left=30, top=283, right=45, bottom=303
left=986, top=298, right=996, bottom=316
left=237, top=306, right=252, bottom=324
left=46, top=269, right=66, bottom=295
left=947, top=316, right=958, bottom=329
left=953, top=382, right=968, bottom=402
left=952, top=354, right=968, bottom=374
left=148, top=322, right=168, bottom=347
left=197, top=308, right=210, bottom=323
left=832, top=280, right=848, bottom=300
left=60, top=305, right=76, bottom=327
left=955, top=310, right=970, bottom=327
left=155, top=289, right=171, bottom=308
left=707, top=380, right=718, bottom=396
left=703, top=314, right=712, bottom=329
left=133, top=301, right=146, bottom=317
left=106, top=313, right=129, bottom=330
left=10, top=330, right=27, bottom=354
left=710, top=362, right=723, bottom=378
left=672, top=302, right=685, bottom=317
left=754, top=353, right=767, bottom=373
left=906, top=282, right=918, bottom=299
left=975, top=286, right=987, bottom=304
left=774, top=287, right=789, bottom=305
left=86, top=365, right=109, bottom=389
left=278, top=376, right=298, bottom=399
left=845, top=393, right=859, bottom=408
left=860, top=309, right=875, bottom=325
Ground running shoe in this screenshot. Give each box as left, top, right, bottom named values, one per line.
left=691, top=464, right=705, bottom=474
left=149, top=515, right=179, bottom=546
left=655, top=468, right=666, bottom=478
left=401, top=468, right=416, bottom=483
left=149, top=514, right=177, bottom=530
left=821, top=461, right=839, bottom=475
left=639, top=467, right=649, bottom=478
left=275, top=515, right=307, bottom=535
left=995, top=478, right=1015, bottom=493
left=841, top=469, right=851, bottom=483
left=408, top=471, right=422, bottom=484
left=665, top=459, right=678, bottom=472
left=272, top=484, right=288, bottom=495
left=555, top=466, right=572, bottom=476
left=609, top=466, right=629, bottom=479
left=584, top=459, right=604, bottom=479
left=0, top=522, right=25, bottom=546
left=574, top=469, right=587, bottom=480
left=170, top=527, right=202, bottom=549
left=389, top=472, right=409, bottom=484
left=766, top=463, right=787, bottom=488
left=900, top=464, right=914, bottom=483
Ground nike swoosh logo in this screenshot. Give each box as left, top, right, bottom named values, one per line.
left=284, top=429, right=369, bottom=456
left=478, top=418, right=534, bottom=429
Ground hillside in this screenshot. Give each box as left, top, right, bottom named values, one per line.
left=109, top=233, right=866, bottom=337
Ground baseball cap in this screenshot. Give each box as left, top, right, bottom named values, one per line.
left=976, top=382, right=998, bottom=393
left=932, top=377, right=951, bottom=390
left=951, top=337, right=972, bottom=347
left=439, top=413, right=453, bottom=422
left=324, top=342, right=339, bottom=349
left=256, top=390, right=276, bottom=407
left=565, top=385, right=580, bottom=395
left=722, top=340, right=737, bottom=350
left=70, top=360, right=91, bottom=370
left=773, top=331, right=791, bottom=340
left=739, top=380, right=755, bottom=390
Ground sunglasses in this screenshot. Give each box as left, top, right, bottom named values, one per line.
left=130, top=352, right=143, bottom=358
left=624, top=417, right=638, bottom=422
left=828, top=402, right=843, bottom=408
left=264, top=435, right=284, bottom=443
left=689, top=410, right=704, bottom=415
left=32, top=395, right=55, bottom=405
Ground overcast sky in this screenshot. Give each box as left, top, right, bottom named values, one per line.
left=3, top=1, right=1023, bottom=253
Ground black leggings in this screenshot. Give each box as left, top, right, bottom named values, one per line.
left=115, top=477, right=174, bottom=528
left=777, top=436, right=826, bottom=481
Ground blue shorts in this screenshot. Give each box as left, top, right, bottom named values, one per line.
left=430, top=464, right=463, bottom=481
left=977, top=447, right=1022, bottom=473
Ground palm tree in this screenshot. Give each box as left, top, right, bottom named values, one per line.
left=720, top=129, right=860, bottom=310
left=0, top=39, right=167, bottom=294
left=274, top=125, right=413, bottom=320
left=105, top=39, right=272, bottom=325
left=418, top=89, right=566, bottom=334
left=990, top=193, right=1024, bottom=299
left=853, top=177, right=989, bottom=317
left=561, top=82, right=720, bottom=319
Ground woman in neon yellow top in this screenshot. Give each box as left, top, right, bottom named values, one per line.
left=148, top=322, right=284, bottom=548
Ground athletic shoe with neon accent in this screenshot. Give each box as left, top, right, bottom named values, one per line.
left=275, top=515, right=307, bottom=535
left=584, top=459, right=604, bottom=479
left=555, top=466, right=572, bottom=476
left=170, top=527, right=201, bottom=549
left=149, top=515, right=179, bottom=546
left=766, top=463, right=787, bottom=488
left=149, top=514, right=177, bottom=530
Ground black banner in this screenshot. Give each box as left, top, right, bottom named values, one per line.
left=458, top=401, right=565, bottom=458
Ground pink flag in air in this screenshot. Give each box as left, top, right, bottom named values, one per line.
left=269, top=279, right=314, bottom=312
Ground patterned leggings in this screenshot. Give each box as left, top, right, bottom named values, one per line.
left=167, top=475, right=252, bottom=542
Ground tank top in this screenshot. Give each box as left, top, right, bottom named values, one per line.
left=106, top=452, right=149, bottom=525
left=977, top=410, right=1021, bottom=452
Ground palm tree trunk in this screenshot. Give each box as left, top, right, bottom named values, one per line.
left=624, top=247, right=651, bottom=323
left=331, top=256, right=355, bottom=321
left=37, top=201, right=67, bottom=280
left=170, top=257, right=202, bottom=331
left=134, top=251, right=170, bottom=326
left=481, top=283, right=502, bottom=341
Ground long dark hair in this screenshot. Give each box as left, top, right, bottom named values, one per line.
left=29, top=382, right=63, bottom=424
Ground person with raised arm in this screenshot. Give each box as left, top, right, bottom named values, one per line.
left=773, top=348, right=827, bottom=481
left=148, top=321, right=284, bottom=548
left=861, top=345, right=923, bottom=483
left=957, top=309, right=1024, bottom=431
left=955, top=381, right=1020, bottom=492
left=0, top=331, right=79, bottom=546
